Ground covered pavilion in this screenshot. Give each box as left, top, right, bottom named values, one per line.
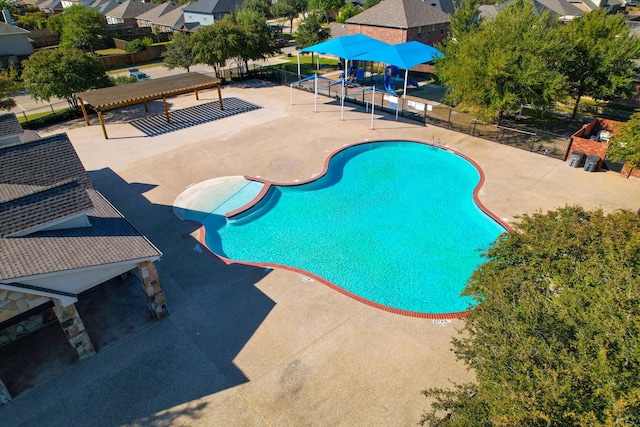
left=74, top=73, right=223, bottom=139
left=298, top=35, right=443, bottom=119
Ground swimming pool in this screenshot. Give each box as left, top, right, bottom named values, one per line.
left=191, top=141, right=506, bottom=316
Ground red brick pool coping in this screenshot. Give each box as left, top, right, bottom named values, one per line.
left=193, top=139, right=512, bottom=320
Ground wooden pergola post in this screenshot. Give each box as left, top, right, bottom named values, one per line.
left=97, top=110, right=108, bottom=139
left=162, top=97, right=170, bottom=123
left=195, top=90, right=199, bottom=101
left=217, top=84, right=224, bottom=110
left=78, top=98, right=90, bottom=126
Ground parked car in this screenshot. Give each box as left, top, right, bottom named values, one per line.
left=128, top=68, right=151, bottom=81
left=273, top=38, right=289, bottom=48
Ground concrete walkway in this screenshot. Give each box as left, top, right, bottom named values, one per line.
left=1, top=81, right=639, bottom=427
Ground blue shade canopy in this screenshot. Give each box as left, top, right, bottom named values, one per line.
left=299, top=34, right=390, bottom=60
left=353, top=41, right=443, bottom=70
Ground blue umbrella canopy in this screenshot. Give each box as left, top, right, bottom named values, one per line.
left=353, top=41, right=443, bottom=69
left=299, top=34, right=390, bottom=60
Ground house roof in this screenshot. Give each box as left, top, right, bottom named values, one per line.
left=0, top=189, right=162, bottom=280
left=106, top=0, right=157, bottom=19
left=0, top=21, right=31, bottom=36
left=183, top=0, right=243, bottom=15
left=136, top=1, right=180, bottom=21
left=154, top=4, right=186, bottom=28
left=346, top=0, right=451, bottom=29
left=0, top=125, right=161, bottom=280
left=481, top=0, right=584, bottom=18
left=90, top=0, right=121, bottom=14
left=0, top=113, right=23, bottom=139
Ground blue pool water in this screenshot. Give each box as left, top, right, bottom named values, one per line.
left=199, top=141, right=505, bottom=314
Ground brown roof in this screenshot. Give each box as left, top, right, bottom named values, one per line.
left=75, top=72, right=221, bottom=111
left=0, top=128, right=161, bottom=279
left=347, top=0, right=450, bottom=28
left=106, top=0, right=157, bottom=19
left=0, top=190, right=161, bottom=280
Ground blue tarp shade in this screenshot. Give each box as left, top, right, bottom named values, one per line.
left=352, top=41, right=443, bottom=69
left=299, top=34, right=390, bottom=60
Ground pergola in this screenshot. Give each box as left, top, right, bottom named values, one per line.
left=74, top=73, right=223, bottom=139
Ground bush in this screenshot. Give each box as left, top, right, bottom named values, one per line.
left=125, top=39, right=148, bottom=53
left=21, top=107, right=85, bottom=130
left=111, top=75, right=138, bottom=85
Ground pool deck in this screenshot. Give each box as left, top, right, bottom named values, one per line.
left=2, top=80, right=639, bottom=426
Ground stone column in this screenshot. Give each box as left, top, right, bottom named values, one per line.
left=52, top=300, right=96, bottom=362
left=137, top=261, right=168, bottom=319
left=0, top=378, right=12, bottom=405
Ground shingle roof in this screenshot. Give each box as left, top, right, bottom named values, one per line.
left=482, top=0, right=584, bottom=18
left=0, top=21, right=31, bottom=36
left=136, top=1, right=180, bottom=21
left=0, top=179, right=93, bottom=237
left=0, top=133, right=93, bottom=204
left=0, top=189, right=161, bottom=280
left=183, top=0, right=243, bottom=14
left=347, top=0, right=450, bottom=28
left=155, top=4, right=185, bottom=28
left=0, top=113, right=23, bottom=139
left=90, top=0, right=121, bottom=14
left=106, top=0, right=157, bottom=19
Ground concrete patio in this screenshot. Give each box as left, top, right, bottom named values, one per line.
left=1, top=80, right=639, bottom=426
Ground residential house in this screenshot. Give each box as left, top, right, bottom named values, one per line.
left=0, top=21, right=33, bottom=63
left=0, top=113, right=167, bottom=404
left=105, top=0, right=157, bottom=25
left=345, top=0, right=451, bottom=45
left=182, top=0, right=244, bottom=30
left=479, top=0, right=585, bottom=21
left=137, top=1, right=185, bottom=32
left=89, top=0, right=121, bottom=15
left=61, top=0, right=94, bottom=8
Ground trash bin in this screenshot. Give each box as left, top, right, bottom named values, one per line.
left=569, top=151, right=585, bottom=168
left=584, top=155, right=600, bottom=172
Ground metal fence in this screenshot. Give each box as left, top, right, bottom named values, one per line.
left=260, top=67, right=572, bottom=161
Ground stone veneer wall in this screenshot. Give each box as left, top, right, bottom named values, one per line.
left=0, top=290, right=53, bottom=347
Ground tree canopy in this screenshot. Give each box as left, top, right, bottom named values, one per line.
left=162, top=32, right=194, bottom=72
left=295, top=12, right=330, bottom=50
left=0, top=69, right=21, bottom=111
left=435, top=0, right=565, bottom=122
left=421, top=206, right=640, bottom=426
left=557, top=9, right=640, bottom=119
left=58, top=5, right=105, bottom=52
left=21, top=47, right=112, bottom=108
left=608, top=112, right=640, bottom=170
left=271, top=0, right=307, bottom=33
left=308, top=0, right=344, bottom=23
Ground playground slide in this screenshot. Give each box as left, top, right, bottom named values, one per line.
left=384, top=66, right=419, bottom=94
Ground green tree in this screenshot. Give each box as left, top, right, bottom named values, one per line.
left=227, top=9, right=277, bottom=74
left=435, top=0, right=565, bottom=122
left=448, top=0, right=481, bottom=42
left=608, top=111, right=640, bottom=169
left=46, top=12, right=65, bottom=36
left=162, top=32, right=194, bottom=72
left=0, top=0, right=17, bottom=14
left=191, top=23, right=231, bottom=77
left=21, top=47, right=112, bottom=108
left=295, top=11, right=329, bottom=59
left=557, top=9, right=640, bottom=119
left=241, top=0, right=272, bottom=18
left=0, top=69, right=21, bottom=111
left=59, top=5, right=105, bottom=52
left=308, top=0, right=344, bottom=23
left=271, top=0, right=307, bottom=34
left=421, top=206, right=640, bottom=427
left=16, top=11, right=47, bottom=30
left=336, top=2, right=361, bottom=23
